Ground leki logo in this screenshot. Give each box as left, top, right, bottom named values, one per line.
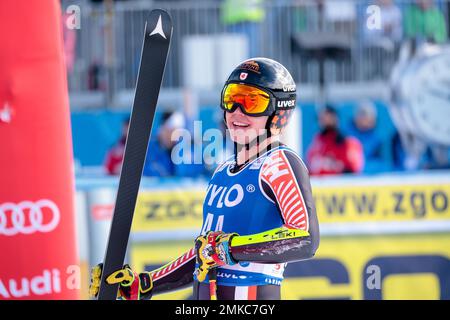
left=0, top=199, right=60, bottom=236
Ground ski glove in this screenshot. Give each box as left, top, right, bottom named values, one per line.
left=89, top=263, right=153, bottom=300
left=194, top=231, right=238, bottom=282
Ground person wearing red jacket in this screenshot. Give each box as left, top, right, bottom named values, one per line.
left=104, top=118, right=129, bottom=175
left=307, top=105, right=364, bottom=175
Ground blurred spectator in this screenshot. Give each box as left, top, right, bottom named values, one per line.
left=362, top=0, right=402, bottom=78
left=143, top=111, right=180, bottom=177
left=363, top=0, right=403, bottom=46
left=307, top=105, right=364, bottom=175
left=404, top=0, right=448, bottom=44
left=221, top=0, right=265, bottom=57
left=143, top=111, right=207, bottom=178
left=345, top=101, right=384, bottom=173
left=104, top=117, right=129, bottom=175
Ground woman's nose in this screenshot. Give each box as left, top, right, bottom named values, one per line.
left=233, top=106, right=244, bottom=115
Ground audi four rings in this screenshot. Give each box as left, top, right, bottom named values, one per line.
left=0, top=199, right=60, bottom=236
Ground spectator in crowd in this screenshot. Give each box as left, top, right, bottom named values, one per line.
left=104, top=117, right=129, bottom=175
left=346, top=101, right=384, bottom=173
left=307, top=105, right=364, bottom=175
left=221, top=0, right=265, bottom=58
left=143, top=111, right=181, bottom=177
left=362, top=0, right=403, bottom=78
left=363, top=0, right=403, bottom=46
left=143, top=111, right=207, bottom=178
left=404, top=0, right=447, bottom=44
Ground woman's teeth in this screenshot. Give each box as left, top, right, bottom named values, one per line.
left=233, top=121, right=249, bottom=128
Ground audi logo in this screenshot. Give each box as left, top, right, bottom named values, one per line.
left=0, top=199, right=60, bottom=236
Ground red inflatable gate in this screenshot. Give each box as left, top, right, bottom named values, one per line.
left=0, top=0, right=79, bottom=299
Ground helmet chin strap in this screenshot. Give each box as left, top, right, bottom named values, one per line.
left=234, top=133, right=281, bottom=167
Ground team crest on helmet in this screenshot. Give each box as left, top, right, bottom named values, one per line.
left=240, top=72, right=248, bottom=80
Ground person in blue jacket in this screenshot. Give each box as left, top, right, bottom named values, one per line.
left=143, top=111, right=207, bottom=178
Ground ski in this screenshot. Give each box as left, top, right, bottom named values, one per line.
left=97, top=9, right=173, bottom=300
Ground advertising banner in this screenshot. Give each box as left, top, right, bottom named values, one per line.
left=75, top=173, right=450, bottom=299
left=131, top=234, right=450, bottom=300
left=131, top=176, right=450, bottom=231
left=0, top=0, right=79, bottom=299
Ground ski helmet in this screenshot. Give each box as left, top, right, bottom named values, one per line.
left=221, top=57, right=297, bottom=136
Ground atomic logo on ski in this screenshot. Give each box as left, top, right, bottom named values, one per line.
left=150, top=15, right=166, bottom=39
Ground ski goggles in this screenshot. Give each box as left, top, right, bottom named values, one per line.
left=221, top=83, right=274, bottom=116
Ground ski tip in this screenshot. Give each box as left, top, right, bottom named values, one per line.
left=146, top=9, right=173, bottom=40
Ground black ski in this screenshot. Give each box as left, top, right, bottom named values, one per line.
left=97, top=9, right=173, bottom=300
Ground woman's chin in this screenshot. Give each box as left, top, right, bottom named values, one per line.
left=229, top=127, right=265, bottom=142
left=230, top=134, right=260, bottom=145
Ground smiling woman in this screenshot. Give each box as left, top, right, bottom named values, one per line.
left=89, top=58, right=320, bottom=301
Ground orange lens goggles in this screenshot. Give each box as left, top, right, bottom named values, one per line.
left=222, top=83, right=272, bottom=115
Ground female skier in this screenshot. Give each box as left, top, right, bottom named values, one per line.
left=89, top=58, right=320, bottom=300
